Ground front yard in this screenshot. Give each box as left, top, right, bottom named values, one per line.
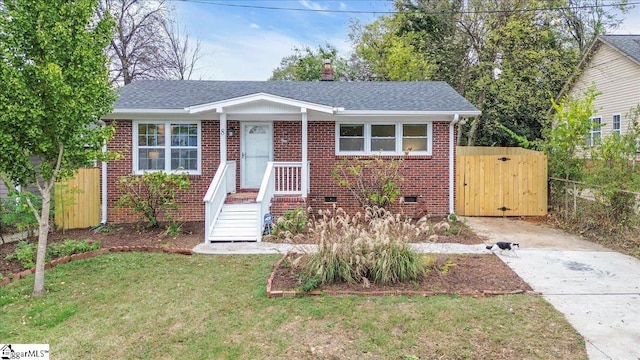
left=0, top=252, right=587, bottom=359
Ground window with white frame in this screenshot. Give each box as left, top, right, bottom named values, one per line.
left=134, top=121, right=200, bottom=174
left=586, top=117, right=602, bottom=147
left=336, top=122, right=432, bottom=155
left=612, top=114, right=621, bottom=135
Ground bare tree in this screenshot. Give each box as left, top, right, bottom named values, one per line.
left=98, top=0, right=203, bottom=85
left=159, top=19, right=202, bottom=80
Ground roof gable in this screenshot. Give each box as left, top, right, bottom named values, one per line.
left=599, top=34, right=640, bottom=66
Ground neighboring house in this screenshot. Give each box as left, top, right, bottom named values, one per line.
left=103, top=80, right=480, bottom=242
left=560, top=34, right=640, bottom=146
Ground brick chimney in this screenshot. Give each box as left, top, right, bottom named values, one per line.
left=321, top=59, right=334, bottom=81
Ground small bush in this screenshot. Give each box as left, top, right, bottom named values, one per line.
left=301, top=206, right=429, bottom=286
left=116, top=172, right=190, bottom=228
left=0, top=191, right=40, bottom=235
left=5, top=241, right=36, bottom=269
left=332, top=156, right=404, bottom=209
left=271, top=207, right=308, bottom=242
left=5, top=239, right=100, bottom=269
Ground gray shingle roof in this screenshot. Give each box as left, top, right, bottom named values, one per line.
left=114, top=80, right=480, bottom=113
left=599, top=34, right=640, bottom=65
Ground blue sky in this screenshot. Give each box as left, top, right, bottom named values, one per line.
left=172, top=0, right=640, bottom=81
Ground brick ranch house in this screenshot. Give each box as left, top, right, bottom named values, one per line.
left=102, top=79, right=480, bottom=242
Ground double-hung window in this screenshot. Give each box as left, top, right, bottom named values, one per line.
left=336, top=122, right=432, bottom=155
left=134, top=121, right=201, bottom=174
left=612, top=114, right=621, bottom=136
left=586, top=117, right=602, bottom=147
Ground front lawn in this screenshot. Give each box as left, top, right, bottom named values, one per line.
left=0, top=252, right=586, bottom=359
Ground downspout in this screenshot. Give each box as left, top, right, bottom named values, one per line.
left=98, top=120, right=108, bottom=224
left=449, top=114, right=461, bottom=215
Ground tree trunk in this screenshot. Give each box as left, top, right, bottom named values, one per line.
left=32, top=183, right=52, bottom=296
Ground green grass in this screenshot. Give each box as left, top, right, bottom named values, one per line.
left=0, top=253, right=587, bottom=359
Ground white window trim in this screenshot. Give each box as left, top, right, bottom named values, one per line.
left=335, top=121, right=432, bottom=156
left=588, top=116, right=602, bottom=147
left=612, top=114, right=621, bottom=135
left=132, top=120, right=202, bottom=175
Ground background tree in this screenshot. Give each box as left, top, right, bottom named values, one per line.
left=346, top=0, right=629, bottom=146
left=98, top=0, right=202, bottom=85
left=159, top=19, right=202, bottom=80
left=270, top=44, right=353, bottom=81
left=0, top=0, right=117, bottom=296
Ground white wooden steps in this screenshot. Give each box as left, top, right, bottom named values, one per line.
left=208, top=203, right=259, bottom=242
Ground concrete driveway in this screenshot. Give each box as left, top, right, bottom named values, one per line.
left=464, top=217, right=640, bottom=360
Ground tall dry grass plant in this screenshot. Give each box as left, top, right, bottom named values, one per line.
left=302, top=206, right=430, bottom=287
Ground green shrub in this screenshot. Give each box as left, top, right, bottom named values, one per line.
left=116, top=172, right=190, bottom=228
left=0, top=191, right=40, bottom=235
left=332, top=156, right=404, bottom=209
left=5, top=240, right=36, bottom=269
left=271, top=207, right=308, bottom=242
left=301, top=206, right=429, bottom=286
left=5, top=239, right=100, bottom=270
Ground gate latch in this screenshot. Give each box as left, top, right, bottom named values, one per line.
left=497, top=157, right=511, bottom=161
left=497, top=206, right=511, bottom=212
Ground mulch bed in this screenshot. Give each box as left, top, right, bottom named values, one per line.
left=268, top=252, right=533, bottom=297
left=0, top=221, right=204, bottom=276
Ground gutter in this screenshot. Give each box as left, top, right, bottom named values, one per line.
left=449, top=114, right=461, bottom=215
left=98, top=120, right=108, bottom=224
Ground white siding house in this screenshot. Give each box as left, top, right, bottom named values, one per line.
left=564, top=35, right=640, bottom=143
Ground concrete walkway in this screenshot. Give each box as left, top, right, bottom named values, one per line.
left=192, top=242, right=489, bottom=255
left=464, top=217, right=640, bottom=360
left=193, top=217, right=640, bottom=360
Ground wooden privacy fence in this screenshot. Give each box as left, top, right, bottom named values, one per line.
left=54, top=167, right=100, bottom=229
left=456, top=147, right=547, bottom=216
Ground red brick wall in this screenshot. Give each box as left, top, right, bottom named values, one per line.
left=106, top=119, right=454, bottom=223
left=105, top=120, right=219, bottom=223
left=307, top=121, right=452, bottom=218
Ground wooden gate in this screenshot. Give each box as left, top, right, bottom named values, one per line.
left=456, top=147, right=547, bottom=216
left=54, top=167, right=100, bottom=229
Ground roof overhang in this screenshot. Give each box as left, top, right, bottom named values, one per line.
left=335, top=110, right=481, bottom=117
left=185, top=92, right=337, bottom=114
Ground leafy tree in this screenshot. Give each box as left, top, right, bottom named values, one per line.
left=349, top=0, right=628, bottom=146
left=0, top=0, right=116, bottom=296
left=540, top=85, right=598, bottom=182
left=585, top=105, right=640, bottom=220
left=270, top=44, right=353, bottom=81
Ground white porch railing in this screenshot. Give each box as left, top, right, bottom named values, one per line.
left=256, top=161, right=309, bottom=241
left=273, top=161, right=309, bottom=195
left=203, top=161, right=236, bottom=243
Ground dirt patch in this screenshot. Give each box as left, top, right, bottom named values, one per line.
left=0, top=222, right=203, bottom=276
left=270, top=253, right=532, bottom=295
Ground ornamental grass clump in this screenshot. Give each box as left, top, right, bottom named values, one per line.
left=302, top=206, right=430, bottom=288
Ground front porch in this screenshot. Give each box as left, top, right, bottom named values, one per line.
left=203, top=161, right=309, bottom=242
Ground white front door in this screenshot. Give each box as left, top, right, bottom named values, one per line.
left=241, top=122, right=273, bottom=188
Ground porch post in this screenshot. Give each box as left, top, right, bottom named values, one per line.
left=301, top=108, right=308, bottom=197
left=219, top=111, right=227, bottom=163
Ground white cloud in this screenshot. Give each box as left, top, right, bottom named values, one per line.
left=249, top=23, right=260, bottom=29
left=339, top=2, right=348, bottom=10
left=299, top=0, right=329, bottom=12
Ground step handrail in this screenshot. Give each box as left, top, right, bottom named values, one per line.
left=256, top=161, right=275, bottom=242
left=203, top=161, right=236, bottom=243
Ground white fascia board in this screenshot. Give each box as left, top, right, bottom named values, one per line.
left=185, top=93, right=335, bottom=114
left=336, top=110, right=481, bottom=117
left=103, top=110, right=205, bottom=121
